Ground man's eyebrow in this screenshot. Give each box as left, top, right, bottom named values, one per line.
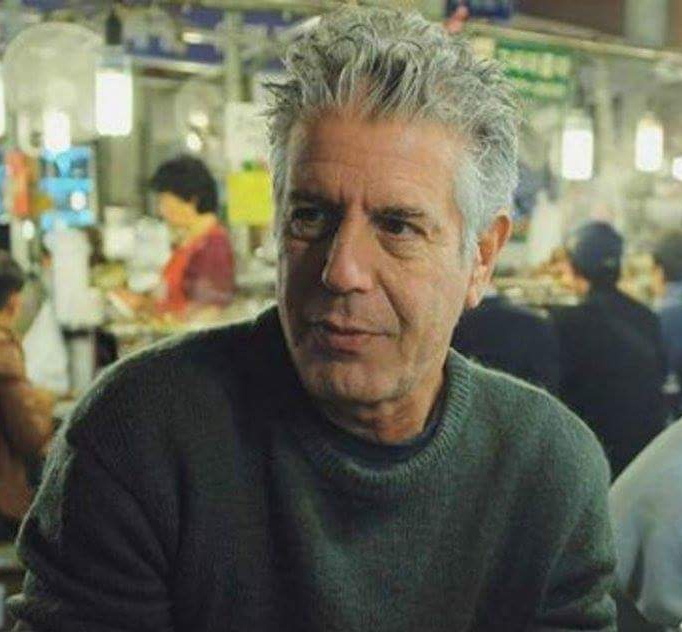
left=288, top=190, right=340, bottom=211
left=371, top=205, right=431, bottom=220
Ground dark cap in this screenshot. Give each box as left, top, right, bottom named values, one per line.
left=566, top=221, right=623, bottom=282
left=653, top=229, right=682, bottom=282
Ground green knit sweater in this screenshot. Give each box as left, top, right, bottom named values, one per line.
left=9, top=309, right=616, bottom=631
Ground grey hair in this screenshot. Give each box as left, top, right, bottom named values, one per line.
left=266, top=7, right=520, bottom=256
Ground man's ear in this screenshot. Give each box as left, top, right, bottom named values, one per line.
left=464, top=211, right=512, bottom=309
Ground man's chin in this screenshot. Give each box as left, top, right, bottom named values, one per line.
left=296, top=362, right=400, bottom=407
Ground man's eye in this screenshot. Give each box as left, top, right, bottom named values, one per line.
left=287, top=208, right=332, bottom=240
left=376, top=216, right=420, bottom=238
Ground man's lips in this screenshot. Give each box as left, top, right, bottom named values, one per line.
left=306, top=318, right=389, bottom=353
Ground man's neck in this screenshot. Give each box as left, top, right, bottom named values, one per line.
left=316, top=365, right=446, bottom=445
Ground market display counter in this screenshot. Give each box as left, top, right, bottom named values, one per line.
left=104, top=295, right=276, bottom=357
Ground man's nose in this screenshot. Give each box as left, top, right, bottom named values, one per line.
left=321, top=214, right=375, bottom=295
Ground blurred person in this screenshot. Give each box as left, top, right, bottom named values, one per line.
left=150, top=155, right=235, bottom=313
left=610, top=417, right=682, bottom=630
left=552, top=221, right=667, bottom=477
left=452, top=287, right=562, bottom=393
left=0, top=252, right=54, bottom=541
left=9, top=9, right=616, bottom=631
left=652, top=229, right=682, bottom=417
left=117, top=155, right=235, bottom=317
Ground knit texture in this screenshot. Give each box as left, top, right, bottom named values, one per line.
left=9, top=308, right=616, bottom=631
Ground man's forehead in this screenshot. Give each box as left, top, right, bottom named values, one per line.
left=286, top=125, right=461, bottom=218
left=289, top=114, right=460, bottom=157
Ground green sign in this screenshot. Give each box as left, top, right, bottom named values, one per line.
left=495, top=40, right=573, bottom=102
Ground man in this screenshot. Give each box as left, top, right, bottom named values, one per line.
left=610, top=418, right=682, bottom=630
left=552, top=221, right=666, bottom=478
left=0, top=252, right=54, bottom=541
left=652, top=229, right=682, bottom=417
left=452, top=288, right=562, bottom=393
left=9, top=8, right=616, bottom=631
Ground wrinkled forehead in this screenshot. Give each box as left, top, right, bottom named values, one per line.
left=284, top=112, right=465, bottom=214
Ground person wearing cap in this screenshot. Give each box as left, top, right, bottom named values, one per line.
left=652, top=229, right=682, bottom=417
left=452, top=286, right=562, bottom=394
left=551, top=221, right=667, bottom=478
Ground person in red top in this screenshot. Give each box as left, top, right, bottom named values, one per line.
left=149, top=155, right=235, bottom=315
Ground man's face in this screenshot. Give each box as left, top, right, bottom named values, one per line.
left=277, top=112, right=492, bottom=406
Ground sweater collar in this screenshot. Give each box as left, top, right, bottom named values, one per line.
left=250, top=307, right=473, bottom=500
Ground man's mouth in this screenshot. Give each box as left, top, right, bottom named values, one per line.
left=307, top=318, right=385, bottom=354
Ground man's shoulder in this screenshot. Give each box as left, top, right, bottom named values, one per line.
left=67, top=309, right=283, bottom=447
left=467, top=360, right=610, bottom=485
left=659, top=300, right=682, bottom=323
left=549, top=301, right=589, bottom=326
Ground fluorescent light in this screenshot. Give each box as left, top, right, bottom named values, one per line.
left=186, top=131, right=203, bottom=153
left=70, top=190, right=88, bottom=211
left=672, top=156, right=682, bottom=181
left=635, top=112, right=664, bottom=173
left=189, top=109, right=210, bottom=129
left=561, top=110, right=594, bottom=181
left=96, top=64, right=133, bottom=136
left=42, top=110, right=71, bottom=153
left=21, top=220, right=35, bottom=241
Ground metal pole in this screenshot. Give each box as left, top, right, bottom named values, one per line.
left=224, top=11, right=245, bottom=103
left=4, top=0, right=29, bottom=268
left=222, top=11, right=251, bottom=274
left=592, top=59, right=624, bottom=230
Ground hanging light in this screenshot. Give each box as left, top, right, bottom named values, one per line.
left=43, top=109, right=71, bottom=153
left=561, top=110, right=594, bottom=181
left=672, top=156, right=682, bottom=181
left=185, top=131, right=203, bottom=153
left=635, top=111, right=664, bottom=173
left=189, top=109, right=210, bottom=130
left=0, top=63, right=6, bottom=138
left=96, top=7, right=133, bottom=136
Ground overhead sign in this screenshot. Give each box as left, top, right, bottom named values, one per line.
left=125, top=7, right=301, bottom=67
left=447, top=0, right=514, bottom=19
left=495, top=40, right=573, bottom=101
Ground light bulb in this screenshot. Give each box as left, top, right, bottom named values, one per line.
left=70, top=190, right=88, bottom=211
left=635, top=112, right=664, bottom=173
left=672, top=156, right=682, bottom=181
left=561, top=110, right=594, bottom=181
left=186, top=131, right=203, bottom=153
left=189, top=110, right=210, bottom=129
left=42, top=110, right=71, bottom=153
left=96, top=51, right=133, bottom=136
left=21, top=220, right=35, bottom=241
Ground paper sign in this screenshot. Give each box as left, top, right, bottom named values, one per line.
left=227, top=170, right=273, bottom=226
